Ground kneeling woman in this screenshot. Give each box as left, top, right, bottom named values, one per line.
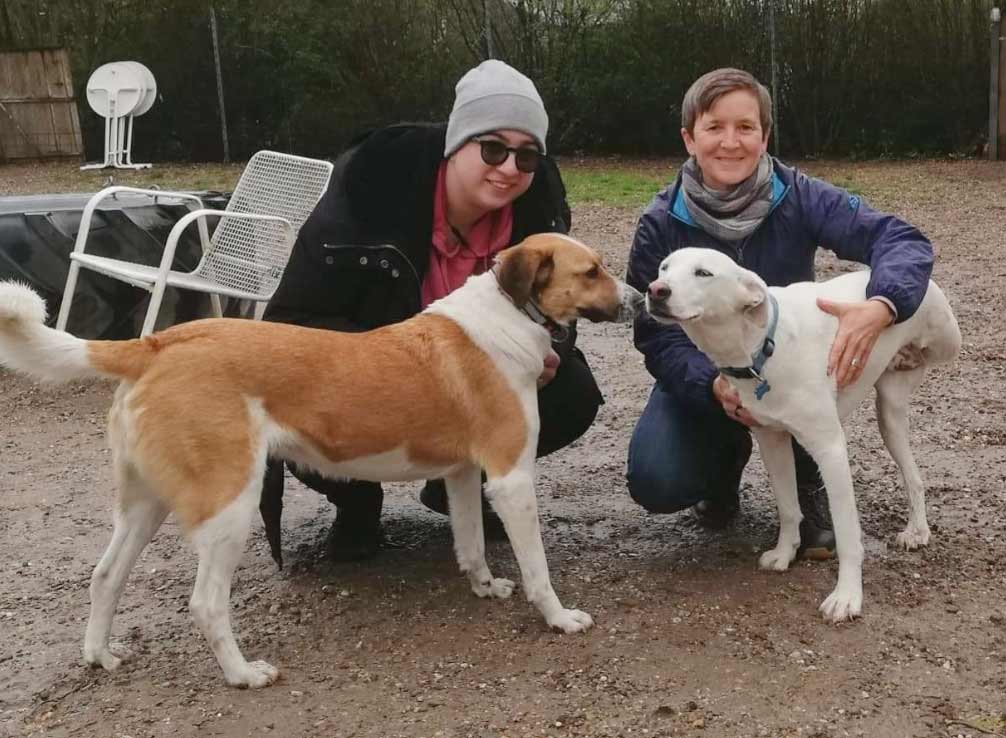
left=261, top=60, right=604, bottom=561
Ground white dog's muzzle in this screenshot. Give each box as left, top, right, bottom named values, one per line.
left=644, top=279, right=693, bottom=324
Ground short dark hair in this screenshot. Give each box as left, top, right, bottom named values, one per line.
left=681, top=68, right=773, bottom=138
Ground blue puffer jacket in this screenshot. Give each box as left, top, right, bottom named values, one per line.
left=626, top=157, right=934, bottom=413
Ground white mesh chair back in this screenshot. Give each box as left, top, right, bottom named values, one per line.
left=198, top=151, right=332, bottom=297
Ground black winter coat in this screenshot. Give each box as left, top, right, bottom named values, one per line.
left=264, top=123, right=572, bottom=333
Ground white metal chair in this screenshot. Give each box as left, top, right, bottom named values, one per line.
left=57, top=150, right=334, bottom=336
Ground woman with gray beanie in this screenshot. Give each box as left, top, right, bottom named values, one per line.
left=259, top=60, right=604, bottom=563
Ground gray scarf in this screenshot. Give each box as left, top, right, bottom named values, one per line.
left=680, top=153, right=774, bottom=242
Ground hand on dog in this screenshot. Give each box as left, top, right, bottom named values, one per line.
left=817, top=298, right=895, bottom=388
left=537, top=349, right=560, bottom=388
left=713, top=375, right=760, bottom=427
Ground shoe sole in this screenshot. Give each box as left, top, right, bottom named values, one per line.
left=691, top=505, right=739, bottom=530
left=797, top=545, right=836, bottom=561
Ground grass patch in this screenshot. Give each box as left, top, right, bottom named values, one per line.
left=3, top=159, right=674, bottom=209
left=0, top=161, right=246, bottom=196
left=821, top=176, right=865, bottom=197
left=2, top=159, right=673, bottom=209
left=0, top=158, right=925, bottom=210
left=562, top=166, right=672, bottom=208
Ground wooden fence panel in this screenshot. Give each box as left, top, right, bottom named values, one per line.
left=0, top=48, right=82, bottom=161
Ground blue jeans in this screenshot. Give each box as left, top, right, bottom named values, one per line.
left=626, top=383, right=820, bottom=513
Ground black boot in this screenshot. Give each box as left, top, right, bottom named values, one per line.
left=321, top=480, right=385, bottom=562
left=325, top=509, right=384, bottom=562
left=692, top=431, right=751, bottom=529
left=797, top=483, right=836, bottom=560
left=692, top=491, right=740, bottom=529
left=418, top=479, right=450, bottom=514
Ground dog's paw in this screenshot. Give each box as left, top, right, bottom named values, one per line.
left=227, top=660, right=280, bottom=689
left=819, top=587, right=863, bottom=623
left=83, top=643, right=132, bottom=671
left=547, top=608, right=594, bottom=634
left=759, top=545, right=796, bottom=572
left=472, top=577, right=515, bottom=599
left=896, top=526, right=930, bottom=550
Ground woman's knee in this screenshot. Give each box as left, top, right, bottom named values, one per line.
left=286, top=463, right=382, bottom=507
left=625, top=388, right=749, bottom=513
left=536, top=349, right=603, bottom=457
left=625, top=461, right=702, bottom=514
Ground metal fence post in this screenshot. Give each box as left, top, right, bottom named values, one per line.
left=483, top=0, right=494, bottom=59
left=210, top=4, right=230, bottom=163
left=990, top=7, right=1001, bottom=160
left=769, top=0, right=780, bottom=156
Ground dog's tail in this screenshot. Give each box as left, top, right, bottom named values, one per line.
left=0, top=281, right=155, bottom=383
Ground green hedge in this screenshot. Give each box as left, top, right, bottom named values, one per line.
left=1, top=0, right=994, bottom=160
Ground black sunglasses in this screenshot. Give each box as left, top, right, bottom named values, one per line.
left=471, top=136, right=541, bottom=174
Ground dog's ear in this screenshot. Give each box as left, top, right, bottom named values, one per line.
left=737, top=272, right=766, bottom=311
left=495, top=245, right=554, bottom=308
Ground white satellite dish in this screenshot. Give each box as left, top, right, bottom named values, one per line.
left=81, top=61, right=157, bottom=170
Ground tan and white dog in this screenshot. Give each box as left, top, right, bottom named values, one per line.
left=0, top=233, right=643, bottom=688
left=645, top=247, right=960, bottom=622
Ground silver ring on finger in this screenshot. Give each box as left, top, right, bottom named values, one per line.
left=851, top=357, right=860, bottom=367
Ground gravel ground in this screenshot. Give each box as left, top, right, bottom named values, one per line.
left=0, top=158, right=1004, bottom=738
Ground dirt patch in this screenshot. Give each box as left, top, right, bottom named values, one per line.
left=1, top=159, right=1005, bottom=738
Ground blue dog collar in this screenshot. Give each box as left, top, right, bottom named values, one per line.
left=719, top=292, right=779, bottom=400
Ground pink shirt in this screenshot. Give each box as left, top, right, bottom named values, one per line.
left=420, top=161, right=513, bottom=309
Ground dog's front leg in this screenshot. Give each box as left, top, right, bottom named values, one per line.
left=796, top=421, right=865, bottom=623
left=485, top=464, right=593, bottom=633
left=445, top=465, right=515, bottom=600
left=753, top=428, right=802, bottom=571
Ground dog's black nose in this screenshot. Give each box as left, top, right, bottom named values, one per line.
left=648, top=281, right=670, bottom=301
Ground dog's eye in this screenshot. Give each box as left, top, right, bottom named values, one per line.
left=585, top=265, right=599, bottom=279
left=694, top=268, right=713, bottom=278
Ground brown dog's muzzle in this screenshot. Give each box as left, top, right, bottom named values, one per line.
left=580, top=281, right=645, bottom=323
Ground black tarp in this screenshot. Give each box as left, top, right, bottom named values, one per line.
left=0, top=191, right=232, bottom=339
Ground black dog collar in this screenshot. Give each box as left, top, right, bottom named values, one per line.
left=489, top=266, right=569, bottom=342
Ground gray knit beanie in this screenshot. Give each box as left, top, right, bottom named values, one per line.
left=444, top=60, right=549, bottom=157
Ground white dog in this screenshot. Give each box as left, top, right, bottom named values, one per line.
left=645, top=247, right=961, bottom=622
left=0, top=234, right=643, bottom=687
